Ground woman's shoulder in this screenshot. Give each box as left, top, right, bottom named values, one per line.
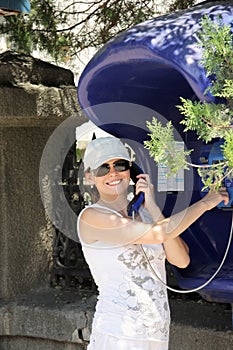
left=79, top=203, right=123, bottom=218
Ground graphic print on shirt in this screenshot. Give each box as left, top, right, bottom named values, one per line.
left=117, top=245, right=170, bottom=338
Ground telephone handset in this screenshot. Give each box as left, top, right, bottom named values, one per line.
left=127, top=162, right=145, bottom=217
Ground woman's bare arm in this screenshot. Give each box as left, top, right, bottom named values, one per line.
left=141, top=198, right=190, bottom=268
left=79, top=188, right=228, bottom=247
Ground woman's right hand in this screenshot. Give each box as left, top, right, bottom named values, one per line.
left=135, top=174, right=156, bottom=208
left=200, top=187, right=229, bottom=211
left=135, top=174, right=164, bottom=221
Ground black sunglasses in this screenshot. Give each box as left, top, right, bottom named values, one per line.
left=93, top=159, right=131, bottom=177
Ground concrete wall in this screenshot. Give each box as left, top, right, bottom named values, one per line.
left=0, top=126, right=54, bottom=298
left=0, top=51, right=87, bottom=299
left=0, top=289, right=96, bottom=350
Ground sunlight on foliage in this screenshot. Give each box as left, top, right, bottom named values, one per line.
left=144, top=118, right=192, bottom=175
left=145, top=15, right=233, bottom=191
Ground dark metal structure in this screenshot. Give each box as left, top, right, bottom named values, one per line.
left=49, top=142, right=96, bottom=291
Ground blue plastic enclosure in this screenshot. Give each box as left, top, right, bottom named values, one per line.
left=0, top=0, right=30, bottom=13
left=77, top=1, right=233, bottom=304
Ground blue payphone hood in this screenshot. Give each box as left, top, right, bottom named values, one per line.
left=77, top=1, right=233, bottom=304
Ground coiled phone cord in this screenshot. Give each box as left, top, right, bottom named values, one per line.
left=136, top=212, right=233, bottom=294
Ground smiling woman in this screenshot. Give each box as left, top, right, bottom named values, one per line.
left=77, top=135, right=227, bottom=350
left=92, top=158, right=131, bottom=202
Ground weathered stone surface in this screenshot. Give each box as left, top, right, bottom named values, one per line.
left=0, top=52, right=92, bottom=350
left=0, top=127, right=55, bottom=298
left=0, top=51, right=74, bottom=87
left=169, top=298, right=233, bottom=350
left=0, top=338, right=86, bottom=350
left=0, top=291, right=95, bottom=342
left=0, top=52, right=87, bottom=300
left=0, top=289, right=96, bottom=350
left=0, top=85, right=86, bottom=127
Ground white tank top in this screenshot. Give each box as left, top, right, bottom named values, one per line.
left=77, top=204, right=170, bottom=342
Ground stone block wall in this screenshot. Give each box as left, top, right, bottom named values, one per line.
left=0, top=51, right=87, bottom=299
left=0, top=289, right=96, bottom=350
left=0, top=126, right=55, bottom=297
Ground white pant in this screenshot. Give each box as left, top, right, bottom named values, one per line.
left=87, top=331, right=168, bottom=350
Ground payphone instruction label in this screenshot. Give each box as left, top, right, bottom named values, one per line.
left=157, top=142, right=184, bottom=192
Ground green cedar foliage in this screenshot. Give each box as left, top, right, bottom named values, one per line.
left=144, top=118, right=192, bottom=175
left=145, top=15, right=233, bottom=191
